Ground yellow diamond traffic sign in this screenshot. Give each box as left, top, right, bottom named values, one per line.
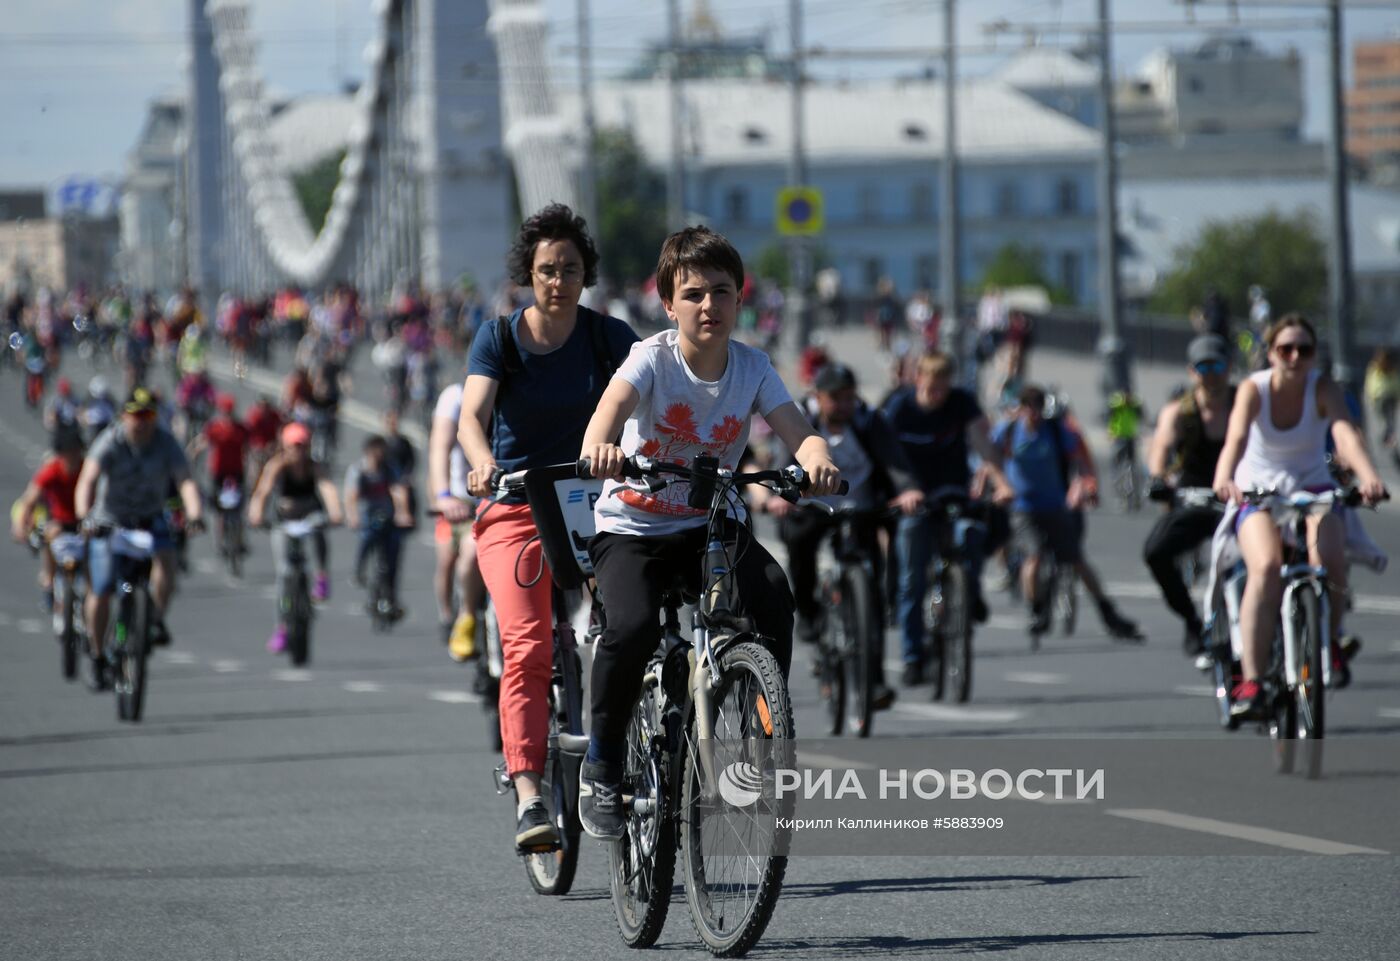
left=775, top=186, right=824, bottom=237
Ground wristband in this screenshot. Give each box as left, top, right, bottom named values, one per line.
left=437, top=489, right=454, bottom=500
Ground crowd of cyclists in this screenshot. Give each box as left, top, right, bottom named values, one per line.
left=6, top=204, right=1394, bottom=909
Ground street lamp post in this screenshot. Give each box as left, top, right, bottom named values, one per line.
left=1096, top=0, right=1132, bottom=403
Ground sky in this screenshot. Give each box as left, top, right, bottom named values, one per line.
left=0, top=0, right=1397, bottom=191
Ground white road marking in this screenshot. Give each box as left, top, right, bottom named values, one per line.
left=1106, top=808, right=1388, bottom=856
left=985, top=615, right=1024, bottom=632
left=796, top=751, right=877, bottom=771
left=428, top=689, right=478, bottom=704
left=211, top=659, right=244, bottom=673
left=1354, top=597, right=1400, bottom=616
left=17, top=618, right=42, bottom=634
left=1379, top=708, right=1400, bottom=720
left=193, top=558, right=219, bottom=576
left=344, top=680, right=383, bottom=693
left=1390, top=641, right=1400, bottom=654
left=1173, top=684, right=1215, bottom=698
left=161, top=651, right=198, bottom=665
left=890, top=702, right=1023, bottom=724
left=1004, top=671, right=1068, bottom=685
left=1105, top=582, right=1159, bottom=599
left=272, top=669, right=313, bottom=682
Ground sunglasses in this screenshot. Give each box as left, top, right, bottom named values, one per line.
left=1274, top=341, right=1316, bottom=359
left=1192, top=360, right=1227, bottom=375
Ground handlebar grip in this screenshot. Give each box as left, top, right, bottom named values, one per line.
left=576, top=457, right=592, bottom=480
left=835, top=480, right=850, bottom=496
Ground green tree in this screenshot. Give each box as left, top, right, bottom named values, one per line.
left=978, top=243, right=1074, bottom=305
left=1150, top=210, right=1328, bottom=320
left=292, top=149, right=346, bottom=234
left=594, top=127, right=669, bottom=287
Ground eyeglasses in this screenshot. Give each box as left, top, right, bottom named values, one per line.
left=1274, top=342, right=1316, bottom=359
left=533, top=265, right=584, bottom=286
left=1192, top=360, right=1227, bottom=375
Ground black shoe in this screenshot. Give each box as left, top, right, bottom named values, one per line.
left=515, top=799, right=560, bottom=852
left=1028, top=609, right=1050, bottom=636
left=1182, top=624, right=1205, bottom=657
left=150, top=620, right=171, bottom=648
left=85, top=654, right=110, bottom=692
left=578, top=761, right=624, bottom=840
left=1102, top=606, right=1144, bottom=642
left=971, top=594, right=989, bottom=624
left=900, top=661, right=924, bottom=687
left=872, top=683, right=897, bottom=711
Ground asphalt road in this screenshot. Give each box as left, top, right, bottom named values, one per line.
left=3, top=343, right=1399, bottom=961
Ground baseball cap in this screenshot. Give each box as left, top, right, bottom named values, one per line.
left=813, top=362, right=857, bottom=394
left=281, top=422, right=312, bottom=447
left=1187, top=335, right=1228, bottom=367
left=124, top=387, right=158, bottom=415
left=216, top=393, right=236, bottom=414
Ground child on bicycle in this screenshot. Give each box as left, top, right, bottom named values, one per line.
left=344, top=434, right=413, bottom=621
left=578, top=226, right=841, bottom=840
left=12, top=427, right=86, bottom=612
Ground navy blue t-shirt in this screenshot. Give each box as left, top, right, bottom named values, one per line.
left=467, top=305, right=639, bottom=475
left=882, top=386, right=982, bottom=492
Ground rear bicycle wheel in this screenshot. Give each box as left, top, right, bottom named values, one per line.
left=525, top=639, right=584, bottom=895
left=610, top=684, right=675, bottom=947
left=227, top=514, right=243, bottom=578
left=842, top=569, right=878, bottom=737
left=941, top=564, right=973, bottom=703
left=58, top=577, right=79, bottom=681
left=681, top=641, right=793, bottom=957
left=1054, top=562, right=1078, bottom=637
left=1293, top=587, right=1325, bottom=779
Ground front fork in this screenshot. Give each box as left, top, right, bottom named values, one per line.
left=689, top=610, right=723, bottom=802
left=1280, top=569, right=1330, bottom=689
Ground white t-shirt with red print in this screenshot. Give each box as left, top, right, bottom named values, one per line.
left=595, top=329, right=794, bottom=536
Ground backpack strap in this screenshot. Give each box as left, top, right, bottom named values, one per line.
left=495, top=315, right=522, bottom=377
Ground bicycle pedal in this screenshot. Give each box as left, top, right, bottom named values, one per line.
left=517, top=841, right=561, bottom=856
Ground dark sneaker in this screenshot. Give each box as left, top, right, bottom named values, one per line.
left=1338, top=635, right=1362, bottom=661
left=872, top=683, right=897, bottom=711
left=578, top=761, right=624, bottom=840
left=1101, top=606, right=1144, bottom=642
left=1229, top=679, right=1267, bottom=720
left=85, top=654, right=110, bottom=692
left=515, top=799, right=560, bottom=852
left=1329, top=641, right=1353, bottom=690
left=149, top=620, right=171, bottom=648
left=900, top=661, right=924, bottom=687
left=1182, top=624, right=1205, bottom=657
left=1028, top=609, right=1050, bottom=636
left=971, top=594, right=989, bottom=624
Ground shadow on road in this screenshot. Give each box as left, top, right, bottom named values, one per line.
left=0, top=744, right=466, bottom=780
left=751, top=928, right=1315, bottom=956
left=779, top=874, right=1134, bottom=900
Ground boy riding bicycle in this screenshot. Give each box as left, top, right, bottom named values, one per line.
left=577, top=226, right=841, bottom=840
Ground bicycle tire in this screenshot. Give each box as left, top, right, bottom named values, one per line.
left=817, top=576, right=846, bottom=736
left=1208, top=613, right=1239, bottom=731
left=681, top=641, right=792, bottom=957
left=1270, top=686, right=1298, bottom=775
left=1294, top=587, right=1325, bottom=779
left=1054, top=563, right=1078, bottom=637
left=525, top=644, right=584, bottom=895
left=227, top=515, right=243, bottom=579
left=59, top=577, right=79, bottom=681
left=116, top=589, right=149, bottom=723
left=941, top=564, right=973, bottom=704
left=288, top=572, right=311, bottom=667
left=610, top=684, right=675, bottom=947
left=925, top=565, right=947, bottom=699
left=843, top=569, right=878, bottom=738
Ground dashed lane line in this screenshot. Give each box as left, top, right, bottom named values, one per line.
left=427, top=689, right=478, bottom=704
left=1106, top=808, right=1388, bottom=856
left=344, top=680, right=384, bottom=693
left=890, top=702, right=1024, bottom=724
left=272, top=669, right=313, bottom=682
left=1173, top=684, right=1215, bottom=698
left=17, top=618, right=42, bottom=634
left=160, top=651, right=198, bottom=665
left=1379, top=708, right=1400, bottom=720
left=1004, top=671, right=1068, bottom=685
left=211, top=660, right=245, bottom=673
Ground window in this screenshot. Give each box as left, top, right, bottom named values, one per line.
left=915, top=253, right=937, bottom=290
left=724, top=187, right=747, bottom=225
left=859, top=183, right=880, bottom=223
left=910, top=181, right=933, bottom=221
left=862, top=257, right=883, bottom=291
left=995, top=181, right=1021, bottom=218
left=1056, top=178, right=1080, bottom=216
left=1059, top=250, right=1082, bottom=303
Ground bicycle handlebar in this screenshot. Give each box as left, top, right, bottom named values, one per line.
left=576, top=454, right=849, bottom=499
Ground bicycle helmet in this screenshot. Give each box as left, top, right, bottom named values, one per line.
left=88, top=376, right=110, bottom=400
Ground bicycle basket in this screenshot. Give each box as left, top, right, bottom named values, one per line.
left=521, top=462, right=603, bottom=591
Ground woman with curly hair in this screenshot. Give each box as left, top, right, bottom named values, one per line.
left=457, top=204, right=639, bottom=851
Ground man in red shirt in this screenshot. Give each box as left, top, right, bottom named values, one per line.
left=244, top=394, right=282, bottom=489
left=189, top=394, right=250, bottom=552
left=11, top=428, right=85, bottom=611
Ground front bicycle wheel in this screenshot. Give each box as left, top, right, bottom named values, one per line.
left=842, top=569, right=879, bottom=737
left=941, top=564, right=973, bottom=704
left=1293, top=587, right=1325, bottom=779
left=610, top=683, right=675, bottom=947
left=524, top=724, right=582, bottom=895
left=681, top=641, right=793, bottom=957
left=115, top=590, right=150, bottom=723
left=817, top=579, right=846, bottom=737
left=1054, top=563, right=1078, bottom=637
left=288, top=573, right=311, bottom=666
left=58, top=577, right=79, bottom=681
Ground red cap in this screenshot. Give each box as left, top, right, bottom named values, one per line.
left=57, top=377, right=72, bottom=395
left=281, top=422, right=312, bottom=447
left=216, top=393, right=236, bottom=414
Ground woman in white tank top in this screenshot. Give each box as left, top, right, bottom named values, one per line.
left=1211, top=314, right=1387, bottom=717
